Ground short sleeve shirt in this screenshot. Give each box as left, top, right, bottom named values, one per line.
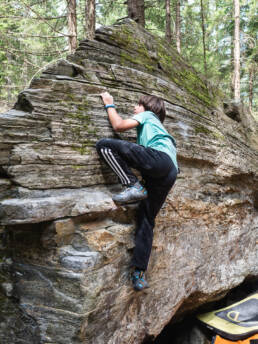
left=132, top=111, right=178, bottom=169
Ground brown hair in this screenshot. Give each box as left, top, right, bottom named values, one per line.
left=138, top=95, right=166, bottom=123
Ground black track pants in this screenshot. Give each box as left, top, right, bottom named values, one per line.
left=96, top=138, right=178, bottom=271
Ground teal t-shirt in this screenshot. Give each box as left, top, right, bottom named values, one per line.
left=132, top=111, right=178, bottom=169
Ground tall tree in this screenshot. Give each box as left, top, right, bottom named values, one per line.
left=241, top=0, right=257, bottom=113
left=248, top=65, right=255, bottom=112
left=233, top=0, right=240, bottom=102
left=200, top=0, right=207, bottom=77
left=127, top=0, right=145, bottom=27
left=175, top=0, right=181, bottom=53
left=85, top=0, right=95, bottom=40
left=67, top=0, right=77, bottom=52
left=165, top=0, right=172, bottom=43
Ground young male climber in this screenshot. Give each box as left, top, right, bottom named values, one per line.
left=96, top=92, right=178, bottom=291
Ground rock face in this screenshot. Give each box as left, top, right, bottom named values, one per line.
left=0, top=19, right=257, bottom=344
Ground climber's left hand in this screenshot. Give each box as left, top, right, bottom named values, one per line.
left=100, top=92, right=114, bottom=106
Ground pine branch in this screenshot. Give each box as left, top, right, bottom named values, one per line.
left=0, top=31, right=66, bottom=39
left=18, top=0, right=70, bottom=37
left=4, top=49, right=40, bottom=68
left=3, top=85, right=27, bottom=88
left=5, top=46, right=68, bottom=57
left=0, top=15, right=66, bottom=20
left=29, top=0, right=54, bottom=7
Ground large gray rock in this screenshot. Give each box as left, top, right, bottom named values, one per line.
left=0, top=19, right=257, bottom=344
left=0, top=185, right=118, bottom=224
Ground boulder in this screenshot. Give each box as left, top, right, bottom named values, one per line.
left=0, top=19, right=257, bottom=344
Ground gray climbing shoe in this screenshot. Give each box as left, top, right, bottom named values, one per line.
left=112, top=182, right=147, bottom=204
left=131, top=270, right=149, bottom=291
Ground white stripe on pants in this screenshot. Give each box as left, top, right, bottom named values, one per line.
left=100, top=148, right=131, bottom=185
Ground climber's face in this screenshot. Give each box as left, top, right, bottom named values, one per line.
left=134, top=104, right=145, bottom=115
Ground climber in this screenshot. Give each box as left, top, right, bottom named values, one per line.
left=96, top=92, right=178, bottom=291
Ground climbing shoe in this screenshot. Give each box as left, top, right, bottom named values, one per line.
left=131, top=269, right=149, bottom=291
left=112, top=181, right=147, bottom=204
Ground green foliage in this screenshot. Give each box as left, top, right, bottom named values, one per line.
left=95, top=0, right=257, bottom=112
left=96, top=0, right=127, bottom=26
left=0, top=0, right=68, bottom=109
left=0, top=0, right=257, bottom=113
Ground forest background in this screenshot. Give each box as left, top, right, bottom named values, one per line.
left=0, top=0, right=257, bottom=116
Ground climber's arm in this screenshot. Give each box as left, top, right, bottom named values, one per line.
left=100, top=92, right=139, bottom=132
left=106, top=108, right=138, bottom=132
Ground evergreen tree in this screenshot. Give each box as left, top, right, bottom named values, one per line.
left=175, top=0, right=181, bottom=53
left=67, top=0, right=77, bottom=52
left=85, top=0, right=96, bottom=40
left=233, top=0, right=241, bottom=102
left=165, top=0, right=172, bottom=43
left=127, top=0, right=145, bottom=27
left=240, top=0, right=257, bottom=113
left=0, top=0, right=68, bottom=109
left=200, top=0, right=207, bottom=77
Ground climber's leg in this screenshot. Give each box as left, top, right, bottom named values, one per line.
left=96, top=138, right=178, bottom=290
left=130, top=168, right=177, bottom=292
left=96, top=138, right=175, bottom=204
left=96, top=138, right=149, bottom=203
left=132, top=165, right=177, bottom=272
left=96, top=138, right=174, bottom=184
left=96, top=138, right=138, bottom=186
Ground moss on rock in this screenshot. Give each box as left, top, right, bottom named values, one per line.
left=62, top=95, right=98, bottom=154
left=107, top=21, right=220, bottom=110
left=195, top=125, right=225, bottom=141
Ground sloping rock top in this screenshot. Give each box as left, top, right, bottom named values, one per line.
left=0, top=19, right=257, bottom=344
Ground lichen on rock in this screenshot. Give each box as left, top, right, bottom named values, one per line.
left=0, top=19, right=257, bottom=344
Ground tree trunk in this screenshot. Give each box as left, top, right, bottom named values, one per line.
left=165, top=0, right=172, bottom=43
left=6, top=53, right=12, bottom=105
left=22, top=50, right=28, bottom=88
left=175, top=0, right=181, bottom=53
left=85, top=0, right=95, bottom=40
left=233, top=0, right=240, bottom=102
left=127, top=0, right=145, bottom=27
left=230, top=34, right=234, bottom=98
left=67, top=0, right=77, bottom=52
left=249, top=64, right=254, bottom=112
left=200, top=0, right=207, bottom=77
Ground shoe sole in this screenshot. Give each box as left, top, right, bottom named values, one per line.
left=120, top=204, right=140, bottom=211
left=112, top=195, right=148, bottom=205
left=133, top=284, right=150, bottom=293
